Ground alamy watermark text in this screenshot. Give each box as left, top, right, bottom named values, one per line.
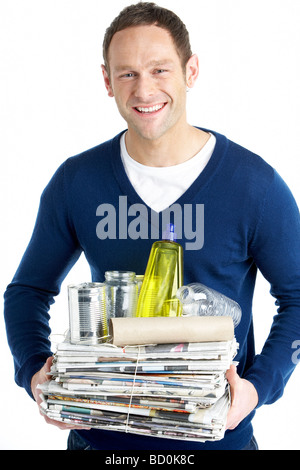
left=96, top=196, right=204, bottom=251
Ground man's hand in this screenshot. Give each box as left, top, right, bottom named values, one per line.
left=226, top=364, right=258, bottom=430
left=31, top=356, right=91, bottom=431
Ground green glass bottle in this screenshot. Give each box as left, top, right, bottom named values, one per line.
left=136, top=224, right=183, bottom=317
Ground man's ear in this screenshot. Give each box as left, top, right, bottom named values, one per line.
left=101, top=65, right=114, bottom=97
left=185, top=54, right=199, bottom=90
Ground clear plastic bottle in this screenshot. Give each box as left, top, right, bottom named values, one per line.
left=136, top=224, right=183, bottom=317
left=176, top=282, right=241, bottom=327
left=105, top=271, right=138, bottom=318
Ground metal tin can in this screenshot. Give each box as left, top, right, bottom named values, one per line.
left=68, top=282, right=108, bottom=344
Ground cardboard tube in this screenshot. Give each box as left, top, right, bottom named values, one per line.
left=110, top=316, right=234, bottom=346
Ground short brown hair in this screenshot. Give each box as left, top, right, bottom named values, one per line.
left=103, top=2, right=193, bottom=73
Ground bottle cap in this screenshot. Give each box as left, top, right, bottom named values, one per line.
left=162, top=223, right=177, bottom=242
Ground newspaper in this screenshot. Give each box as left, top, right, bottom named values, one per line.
left=39, top=333, right=238, bottom=442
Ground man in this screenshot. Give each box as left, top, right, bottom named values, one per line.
left=4, top=2, right=300, bottom=451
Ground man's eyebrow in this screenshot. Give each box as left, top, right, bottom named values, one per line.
left=113, top=59, right=174, bottom=72
left=146, top=59, right=175, bottom=67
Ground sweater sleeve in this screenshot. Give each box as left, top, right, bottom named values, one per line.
left=244, top=169, right=300, bottom=406
left=3, top=162, right=82, bottom=398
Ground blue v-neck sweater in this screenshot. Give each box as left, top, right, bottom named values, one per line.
left=4, top=129, right=300, bottom=450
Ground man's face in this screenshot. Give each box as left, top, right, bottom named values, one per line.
left=102, top=25, right=193, bottom=142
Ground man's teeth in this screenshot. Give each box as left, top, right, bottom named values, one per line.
left=136, top=104, right=164, bottom=113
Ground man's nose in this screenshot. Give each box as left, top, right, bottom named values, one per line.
left=133, top=74, right=156, bottom=101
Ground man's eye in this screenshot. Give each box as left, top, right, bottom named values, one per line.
left=155, top=69, right=166, bottom=74
left=122, top=73, right=135, bottom=78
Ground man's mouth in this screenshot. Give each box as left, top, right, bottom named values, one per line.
left=134, top=103, right=166, bottom=114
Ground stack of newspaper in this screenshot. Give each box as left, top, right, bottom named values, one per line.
left=39, top=319, right=238, bottom=442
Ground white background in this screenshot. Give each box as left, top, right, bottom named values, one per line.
left=1, top=0, right=300, bottom=450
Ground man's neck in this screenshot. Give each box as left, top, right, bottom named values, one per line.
left=125, top=125, right=210, bottom=167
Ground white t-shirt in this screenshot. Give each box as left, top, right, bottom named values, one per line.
left=120, top=132, right=216, bottom=213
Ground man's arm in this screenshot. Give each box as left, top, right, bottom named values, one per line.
left=4, top=162, right=82, bottom=398
left=243, top=170, right=300, bottom=407
left=226, top=170, right=300, bottom=428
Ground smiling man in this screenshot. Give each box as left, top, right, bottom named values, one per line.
left=101, top=23, right=209, bottom=165
left=4, top=2, right=300, bottom=452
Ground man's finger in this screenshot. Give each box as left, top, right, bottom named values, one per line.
left=226, top=364, right=239, bottom=406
